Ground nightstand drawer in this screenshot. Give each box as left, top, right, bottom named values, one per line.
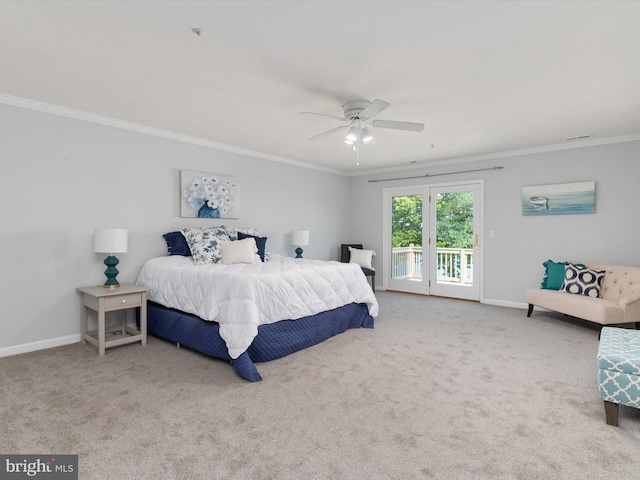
left=105, top=293, right=142, bottom=309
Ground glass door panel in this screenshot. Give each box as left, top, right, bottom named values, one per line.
left=429, top=184, right=480, bottom=300
left=384, top=189, right=427, bottom=294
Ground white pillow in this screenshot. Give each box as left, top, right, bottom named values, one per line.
left=348, top=246, right=376, bottom=270
left=219, top=238, right=260, bottom=265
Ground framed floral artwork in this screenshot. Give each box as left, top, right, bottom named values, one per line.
left=180, top=170, right=239, bottom=219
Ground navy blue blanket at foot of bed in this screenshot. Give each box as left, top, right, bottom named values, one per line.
left=146, top=302, right=374, bottom=382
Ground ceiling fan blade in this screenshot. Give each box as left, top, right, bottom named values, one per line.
left=307, top=125, right=348, bottom=141
left=372, top=119, right=425, bottom=132
left=299, top=111, right=346, bottom=122
left=360, top=99, right=391, bottom=121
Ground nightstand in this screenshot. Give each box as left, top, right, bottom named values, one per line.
left=77, top=284, right=149, bottom=355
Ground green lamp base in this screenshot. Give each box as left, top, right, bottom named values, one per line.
left=295, top=247, right=303, bottom=259
left=103, top=255, right=121, bottom=288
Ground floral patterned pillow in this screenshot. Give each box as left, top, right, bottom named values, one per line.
left=224, top=226, right=261, bottom=240
left=180, top=227, right=231, bottom=265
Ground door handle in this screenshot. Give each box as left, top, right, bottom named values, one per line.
left=474, top=234, right=479, bottom=249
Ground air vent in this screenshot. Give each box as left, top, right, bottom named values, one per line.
left=564, top=134, right=593, bottom=141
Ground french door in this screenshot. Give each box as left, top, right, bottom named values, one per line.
left=384, top=189, right=426, bottom=294
left=383, top=181, right=483, bottom=300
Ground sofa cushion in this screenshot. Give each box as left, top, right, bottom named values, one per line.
left=526, top=288, right=624, bottom=325
left=560, top=264, right=605, bottom=297
left=586, top=263, right=640, bottom=304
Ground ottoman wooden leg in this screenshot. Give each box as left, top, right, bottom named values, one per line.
left=527, top=304, right=534, bottom=317
left=604, top=400, right=619, bottom=427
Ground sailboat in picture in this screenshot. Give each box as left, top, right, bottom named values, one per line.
left=529, top=196, right=549, bottom=209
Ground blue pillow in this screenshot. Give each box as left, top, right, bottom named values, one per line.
left=162, top=231, right=192, bottom=256
left=238, top=232, right=267, bottom=262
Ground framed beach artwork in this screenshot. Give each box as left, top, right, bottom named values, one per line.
left=522, top=181, right=595, bottom=216
left=180, top=170, right=239, bottom=219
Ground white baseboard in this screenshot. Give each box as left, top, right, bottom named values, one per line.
left=377, top=289, right=531, bottom=310
left=481, top=298, right=528, bottom=309
left=482, top=298, right=553, bottom=313
left=0, top=334, right=81, bottom=358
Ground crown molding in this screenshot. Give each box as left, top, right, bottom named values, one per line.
left=349, top=133, right=640, bottom=177
left=3, top=93, right=639, bottom=179
left=0, top=93, right=347, bottom=177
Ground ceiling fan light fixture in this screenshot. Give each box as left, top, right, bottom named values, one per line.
left=301, top=99, right=425, bottom=150
left=346, top=124, right=358, bottom=142
left=360, top=126, right=373, bottom=143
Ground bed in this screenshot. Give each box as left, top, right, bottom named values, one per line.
left=136, top=254, right=378, bottom=381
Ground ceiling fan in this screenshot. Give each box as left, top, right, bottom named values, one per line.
left=300, top=99, right=424, bottom=146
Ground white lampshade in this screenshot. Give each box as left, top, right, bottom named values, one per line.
left=360, top=126, right=373, bottom=143
left=345, top=124, right=358, bottom=142
left=290, top=230, right=309, bottom=246
left=94, top=228, right=128, bottom=254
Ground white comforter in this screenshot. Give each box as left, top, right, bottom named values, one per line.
left=136, top=254, right=378, bottom=359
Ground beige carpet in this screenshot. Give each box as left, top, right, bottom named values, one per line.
left=2, top=291, right=640, bottom=479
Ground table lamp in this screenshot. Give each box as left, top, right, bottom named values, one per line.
left=94, top=228, right=128, bottom=288
left=290, top=230, right=309, bottom=258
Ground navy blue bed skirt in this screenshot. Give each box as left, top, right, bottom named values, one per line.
left=147, top=302, right=374, bottom=382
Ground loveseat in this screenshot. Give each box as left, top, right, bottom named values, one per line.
left=526, top=262, right=640, bottom=328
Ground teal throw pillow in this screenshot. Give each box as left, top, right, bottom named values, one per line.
left=541, top=260, right=587, bottom=290
left=541, top=260, right=568, bottom=290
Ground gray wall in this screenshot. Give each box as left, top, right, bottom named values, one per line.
left=348, top=140, right=640, bottom=306
left=2, top=99, right=639, bottom=354
left=0, top=103, right=350, bottom=352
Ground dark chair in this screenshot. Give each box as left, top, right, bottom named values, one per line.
left=340, top=244, right=375, bottom=292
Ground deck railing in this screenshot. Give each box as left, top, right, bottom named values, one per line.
left=391, top=246, right=473, bottom=284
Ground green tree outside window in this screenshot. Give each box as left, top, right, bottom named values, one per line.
left=392, top=193, right=473, bottom=249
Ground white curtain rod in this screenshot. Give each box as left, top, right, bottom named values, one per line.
left=367, top=166, right=504, bottom=183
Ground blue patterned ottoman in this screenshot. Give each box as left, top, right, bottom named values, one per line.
left=597, top=326, right=640, bottom=426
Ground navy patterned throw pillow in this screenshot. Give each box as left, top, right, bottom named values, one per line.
left=162, top=231, right=192, bottom=256
left=560, top=264, right=605, bottom=297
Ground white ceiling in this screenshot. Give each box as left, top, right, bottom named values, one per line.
left=1, top=1, right=639, bottom=174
